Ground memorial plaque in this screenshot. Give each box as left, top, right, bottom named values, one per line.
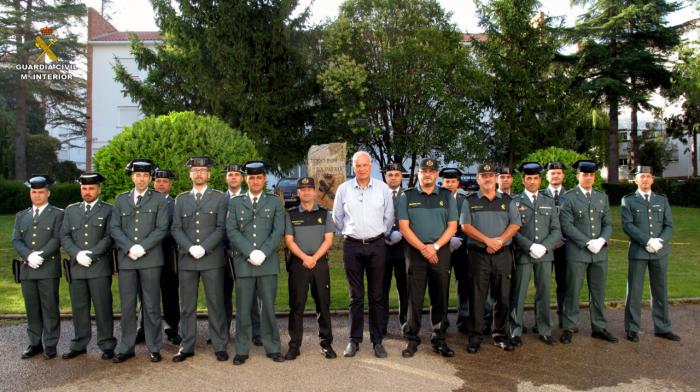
left=307, top=143, right=347, bottom=209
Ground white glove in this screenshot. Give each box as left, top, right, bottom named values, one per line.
left=529, top=243, right=547, bottom=259
left=449, top=237, right=463, bottom=252
left=27, top=251, right=44, bottom=268
left=648, top=238, right=664, bottom=253
left=586, top=238, right=605, bottom=254
left=248, top=250, right=266, bottom=266
left=389, top=230, right=403, bottom=245
left=189, top=245, right=206, bottom=259
left=76, top=250, right=93, bottom=267
left=128, top=244, right=146, bottom=260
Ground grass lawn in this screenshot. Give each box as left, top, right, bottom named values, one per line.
left=1, top=206, right=699, bottom=314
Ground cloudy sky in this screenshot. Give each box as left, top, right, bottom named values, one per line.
left=84, top=0, right=698, bottom=34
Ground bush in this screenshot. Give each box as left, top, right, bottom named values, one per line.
left=51, top=160, right=83, bottom=183
left=93, top=112, right=260, bottom=201
left=0, top=179, right=81, bottom=213
left=510, top=147, right=603, bottom=194
left=605, top=178, right=700, bottom=206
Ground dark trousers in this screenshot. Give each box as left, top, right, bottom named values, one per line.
left=68, top=277, right=116, bottom=352
left=160, top=260, right=180, bottom=334
left=382, top=255, right=408, bottom=334
left=343, top=238, right=386, bottom=344
left=468, top=247, right=513, bottom=340
left=21, top=278, right=60, bottom=348
left=287, top=257, right=333, bottom=348
left=225, top=256, right=261, bottom=338
left=403, top=246, right=450, bottom=344
left=552, top=246, right=567, bottom=326
left=444, top=245, right=469, bottom=330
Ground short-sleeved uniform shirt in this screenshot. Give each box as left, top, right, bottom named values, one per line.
left=285, top=204, right=334, bottom=255
left=397, top=185, right=457, bottom=244
left=459, top=191, right=520, bottom=247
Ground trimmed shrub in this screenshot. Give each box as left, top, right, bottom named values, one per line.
left=0, top=180, right=80, bottom=213
left=93, top=112, right=259, bottom=201
left=510, top=147, right=603, bottom=194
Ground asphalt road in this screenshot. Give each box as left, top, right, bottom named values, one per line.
left=1, top=304, right=698, bottom=392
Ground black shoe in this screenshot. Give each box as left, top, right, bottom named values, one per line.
left=101, top=350, right=115, bottom=360
left=591, top=329, right=618, bottom=343
left=655, top=332, right=681, bottom=341
left=511, top=336, right=523, bottom=347
left=572, top=326, right=580, bottom=333
left=482, top=326, right=492, bottom=336
left=402, top=341, right=418, bottom=358
left=626, top=331, right=639, bottom=342
left=166, top=333, right=182, bottom=345
left=457, top=326, right=469, bottom=334
left=522, top=326, right=528, bottom=334
left=149, top=352, right=162, bottom=362
left=172, top=351, right=194, bottom=362
left=540, top=335, right=557, bottom=345
left=432, top=342, right=454, bottom=357
left=135, top=328, right=145, bottom=344
left=21, top=345, right=43, bottom=359
left=320, top=342, right=337, bottom=359
left=112, top=353, right=135, bottom=363
left=532, top=326, right=539, bottom=334
left=285, top=347, right=300, bottom=361
left=343, top=342, right=359, bottom=357
left=493, top=336, right=514, bottom=352
left=62, top=349, right=87, bottom=359
left=253, top=336, right=263, bottom=347
left=206, top=338, right=212, bottom=344
left=560, top=330, right=573, bottom=344
left=215, top=351, right=229, bottom=361
left=466, top=339, right=480, bottom=354
left=373, top=343, right=387, bottom=358
left=267, top=352, right=285, bottom=362
left=233, top=354, right=248, bottom=365
left=43, top=347, right=57, bottom=360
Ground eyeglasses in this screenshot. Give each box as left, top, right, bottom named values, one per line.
left=190, top=168, right=209, bottom=174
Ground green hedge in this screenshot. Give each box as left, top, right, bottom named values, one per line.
left=604, top=178, right=700, bottom=206
left=0, top=180, right=81, bottom=214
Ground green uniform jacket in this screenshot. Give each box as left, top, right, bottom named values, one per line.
left=110, top=189, right=170, bottom=270
left=12, top=205, right=64, bottom=280
left=559, top=187, right=612, bottom=263
left=226, top=192, right=285, bottom=277
left=171, top=188, right=228, bottom=271
left=60, top=201, right=114, bottom=279
left=620, top=192, right=673, bottom=260
left=513, top=191, right=562, bottom=264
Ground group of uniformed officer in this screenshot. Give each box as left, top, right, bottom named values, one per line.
left=12, top=154, right=681, bottom=363
left=380, top=158, right=681, bottom=357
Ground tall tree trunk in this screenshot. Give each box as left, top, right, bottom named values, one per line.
left=691, top=127, right=698, bottom=178
left=13, top=0, right=32, bottom=180
left=629, top=102, right=638, bottom=174
left=608, top=98, right=620, bottom=184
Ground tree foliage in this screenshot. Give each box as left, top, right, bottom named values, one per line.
left=470, top=0, right=587, bottom=166
left=570, top=0, right=681, bottom=182
left=93, top=112, right=259, bottom=201
left=113, top=0, right=317, bottom=172
left=0, top=0, right=86, bottom=179
left=318, top=0, right=482, bottom=176
left=510, top=146, right=604, bottom=193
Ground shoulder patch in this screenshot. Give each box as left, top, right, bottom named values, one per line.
left=67, top=201, right=82, bottom=208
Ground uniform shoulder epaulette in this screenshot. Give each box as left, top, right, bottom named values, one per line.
left=177, top=190, right=190, bottom=197
left=537, top=190, right=553, bottom=198
left=403, top=186, right=416, bottom=192
left=99, top=200, right=113, bottom=207
left=563, top=188, right=576, bottom=196
left=622, top=192, right=636, bottom=199
left=66, top=201, right=82, bottom=209
left=118, top=190, right=131, bottom=197
left=232, top=193, right=246, bottom=198
left=48, top=205, right=64, bottom=212
left=17, top=206, right=32, bottom=215
left=209, top=189, right=224, bottom=195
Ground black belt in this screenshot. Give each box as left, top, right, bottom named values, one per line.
left=344, top=234, right=384, bottom=244
left=469, top=245, right=511, bottom=255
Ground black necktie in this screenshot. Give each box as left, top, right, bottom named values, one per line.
left=136, top=195, right=143, bottom=207
left=645, top=194, right=650, bottom=202
left=85, top=204, right=91, bottom=215
left=585, top=192, right=591, bottom=202
left=196, top=192, right=202, bottom=204
left=554, top=189, right=560, bottom=205
left=532, top=193, right=537, bottom=205
left=33, top=208, right=39, bottom=221
left=392, top=191, right=397, bottom=200
left=252, top=197, right=258, bottom=211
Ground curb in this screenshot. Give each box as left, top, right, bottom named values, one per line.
left=2, top=298, right=700, bottom=321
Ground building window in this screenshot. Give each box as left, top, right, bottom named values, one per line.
left=116, top=58, right=141, bottom=81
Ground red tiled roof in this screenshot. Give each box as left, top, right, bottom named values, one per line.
left=462, top=33, right=487, bottom=42
left=88, top=7, right=161, bottom=42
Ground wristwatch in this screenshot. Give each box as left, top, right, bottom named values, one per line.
left=433, top=243, right=440, bottom=251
